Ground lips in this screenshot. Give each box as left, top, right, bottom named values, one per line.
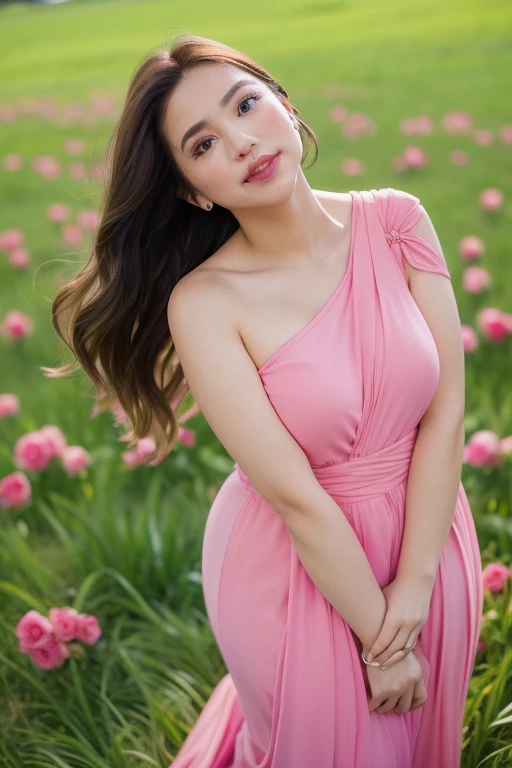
left=244, top=152, right=280, bottom=182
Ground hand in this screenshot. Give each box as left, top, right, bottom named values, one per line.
left=366, top=644, right=430, bottom=714
left=364, top=574, right=435, bottom=669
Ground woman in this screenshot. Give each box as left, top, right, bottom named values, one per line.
left=45, top=33, right=483, bottom=768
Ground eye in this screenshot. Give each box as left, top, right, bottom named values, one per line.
left=192, top=92, right=261, bottom=158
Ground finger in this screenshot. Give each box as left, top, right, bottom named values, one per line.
left=375, top=695, right=400, bottom=714
left=379, top=649, right=407, bottom=669
left=366, top=623, right=401, bottom=662
left=394, top=685, right=414, bottom=715
left=409, top=677, right=428, bottom=711
left=370, top=627, right=414, bottom=666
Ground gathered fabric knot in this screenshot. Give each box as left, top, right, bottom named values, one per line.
left=385, top=228, right=402, bottom=245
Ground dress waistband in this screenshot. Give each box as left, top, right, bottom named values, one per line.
left=233, top=426, right=419, bottom=504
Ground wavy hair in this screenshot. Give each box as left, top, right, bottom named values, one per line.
left=42, top=33, right=319, bottom=465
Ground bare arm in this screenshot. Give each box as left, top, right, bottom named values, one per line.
left=168, top=271, right=386, bottom=653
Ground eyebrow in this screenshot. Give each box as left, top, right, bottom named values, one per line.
left=180, top=78, right=258, bottom=153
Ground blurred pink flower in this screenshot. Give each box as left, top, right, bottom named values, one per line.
left=476, top=640, right=486, bottom=651
left=402, top=146, right=428, bottom=169
left=450, top=149, right=469, bottom=166
left=0, top=310, right=34, bottom=339
left=499, top=125, right=512, bottom=144
left=49, top=607, right=80, bottom=642
left=0, top=105, right=19, bottom=122
left=61, top=222, right=84, bottom=247
left=32, top=155, right=61, bottom=180
left=28, top=635, right=70, bottom=670
left=473, top=129, right=494, bottom=146
left=16, top=610, right=55, bottom=651
left=342, top=112, right=376, bottom=139
left=0, top=228, right=24, bottom=251
left=482, top=562, right=511, bottom=593
left=178, top=426, right=196, bottom=447
left=8, top=247, right=30, bottom=269
left=463, top=266, right=491, bottom=293
left=477, top=308, right=512, bottom=342
left=3, top=154, right=23, bottom=171
left=47, top=203, right=70, bottom=222
left=122, top=436, right=157, bottom=468
left=0, top=471, right=31, bottom=509
left=441, top=111, right=473, bottom=134
left=479, top=188, right=504, bottom=211
left=458, top=235, right=485, bottom=259
left=63, top=138, right=85, bottom=156
left=60, top=445, right=92, bottom=476
left=90, top=94, right=114, bottom=115
left=39, top=425, right=68, bottom=458
left=329, top=105, right=347, bottom=123
left=76, top=209, right=99, bottom=230
left=69, top=162, right=88, bottom=180
left=0, top=393, right=20, bottom=416
left=463, top=430, right=502, bottom=468
left=14, top=431, right=53, bottom=471
left=340, top=158, right=365, bottom=176
left=461, top=324, right=478, bottom=352
left=399, top=116, right=434, bottom=136
left=74, top=613, right=102, bottom=644
left=500, top=436, right=512, bottom=454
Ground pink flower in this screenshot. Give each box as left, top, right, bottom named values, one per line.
left=0, top=228, right=24, bottom=251
left=3, top=154, right=23, bottom=171
left=399, top=116, right=434, bottom=136
left=49, top=606, right=80, bottom=642
left=69, top=162, right=87, bottom=180
left=476, top=640, right=486, bottom=651
left=479, top=188, right=504, bottom=212
left=14, top=431, right=53, bottom=471
left=329, top=105, right=347, bottom=123
left=61, top=223, right=84, bottom=247
left=0, top=310, right=34, bottom=339
left=178, top=426, right=196, bottom=447
left=499, top=125, right=512, bottom=144
left=0, top=393, right=20, bottom=416
left=122, top=436, right=157, bottom=468
left=60, top=445, right=92, bottom=476
left=463, top=266, right=491, bottom=293
left=28, top=635, right=70, bottom=669
left=458, top=235, right=485, bottom=259
left=500, top=436, right=512, bottom=454
left=402, top=146, right=428, bottom=168
left=441, top=111, right=473, bottom=134
left=482, top=562, right=511, bottom=593
left=74, top=613, right=101, bottom=644
left=473, top=129, right=494, bottom=146
left=340, top=158, right=365, bottom=176
left=477, top=308, right=512, bottom=342
left=463, top=430, right=502, bottom=468
left=76, top=209, right=99, bottom=230
left=461, top=324, right=478, bottom=353
left=450, top=149, right=469, bottom=166
left=63, top=138, right=85, bottom=156
left=16, top=610, right=54, bottom=652
left=39, top=424, right=68, bottom=459
left=47, top=203, right=70, bottom=222
left=8, top=247, right=30, bottom=269
left=32, top=155, right=61, bottom=180
left=0, top=471, right=31, bottom=509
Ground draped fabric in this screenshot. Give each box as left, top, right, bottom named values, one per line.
left=170, top=188, right=483, bottom=768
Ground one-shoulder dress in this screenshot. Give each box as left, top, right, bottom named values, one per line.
left=170, top=187, right=484, bottom=768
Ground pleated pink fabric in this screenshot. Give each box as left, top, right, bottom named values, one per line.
left=170, top=188, right=484, bottom=768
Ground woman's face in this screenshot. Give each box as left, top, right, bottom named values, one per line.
left=163, top=62, right=303, bottom=212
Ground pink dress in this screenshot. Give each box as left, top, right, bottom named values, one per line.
left=170, top=187, right=484, bottom=768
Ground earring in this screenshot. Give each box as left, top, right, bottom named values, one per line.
left=205, top=202, right=212, bottom=210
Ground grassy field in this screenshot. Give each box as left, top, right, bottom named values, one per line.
left=1, top=0, right=512, bottom=765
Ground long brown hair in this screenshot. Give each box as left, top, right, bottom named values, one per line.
left=42, top=33, right=319, bottom=465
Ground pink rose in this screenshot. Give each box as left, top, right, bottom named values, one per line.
left=479, top=188, right=504, bottom=212
left=463, top=266, right=491, bottom=294
left=8, top=247, right=30, bottom=269
left=49, top=606, right=80, bottom=642
left=39, top=424, right=68, bottom=459
left=0, top=393, right=20, bottom=416
left=178, top=426, right=196, bottom=447
left=403, top=145, right=428, bottom=168
left=69, top=162, right=87, bottom=180
left=74, top=614, right=101, bottom=645
left=0, top=228, right=24, bottom=251
left=14, top=430, right=53, bottom=471
left=0, top=471, right=31, bottom=509
left=47, top=203, right=69, bottom=222
left=463, top=430, right=502, bottom=468
left=458, top=235, right=485, bottom=259
left=0, top=310, right=34, bottom=339
left=76, top=209, right=99, bottom=230
left=61, top=222, right=84, bottom=247
left=473, top=129, right=493, bottom=146
left=477, top=308, right=512, bottom=342
left=482, top=563, right=511, bottom=593
left=28, top=636, right=70, bottom=669
left=59, top=445, right=91, bottom=476
left=499, top=125, right=512, bottom=144
left=442, top=111, right=472, bottom=135
left=16, top=610, right=54, bottom=652
left=3, top=154, right=23, bottom=171
left=500, top=436, right=512, bottom=455
left=461, top=325, right=478, bottom=353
